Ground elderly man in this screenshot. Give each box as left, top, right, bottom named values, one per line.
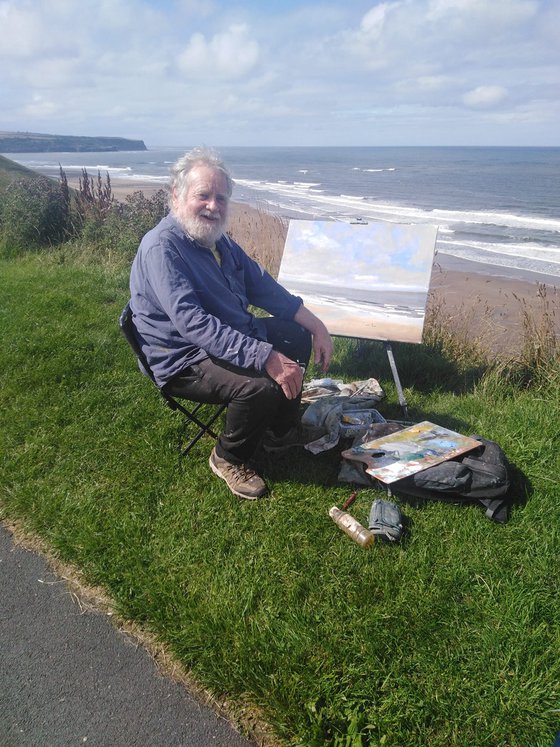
left=129, top=146, right=332, bottom=500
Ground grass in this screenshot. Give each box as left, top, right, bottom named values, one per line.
left=0, top=141, right=557, bottom=746
left=1, top=247, right=559, bottom=747
left=0, top=154, right=39, bottom=189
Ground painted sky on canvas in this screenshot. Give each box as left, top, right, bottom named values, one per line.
left=279, top=220, right=437, bottom=293
left=1, top=0, right=558, bottom=147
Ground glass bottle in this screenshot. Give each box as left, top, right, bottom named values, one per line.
left=329, top=506, right=375, bottom=548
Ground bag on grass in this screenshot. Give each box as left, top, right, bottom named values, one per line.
left=391, top=436, right=512, bottom=524
left=341, top=425, right=514, bottom=524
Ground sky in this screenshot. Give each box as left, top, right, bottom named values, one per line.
left=1, top=0, right=559, bottom=147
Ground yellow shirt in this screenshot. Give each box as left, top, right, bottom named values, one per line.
left=210, top=243, right=222, bottom=267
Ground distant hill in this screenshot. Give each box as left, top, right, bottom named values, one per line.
left=0, top=131, right=147, bottom=153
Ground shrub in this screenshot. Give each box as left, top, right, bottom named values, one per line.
left=76, top=187, right=168, bottom=258
left=58, top=165, right=167, bottom=262
left=113, top=188, right=168, bottom=255
left=0, top=176, right=69, bottom=254
left=69, top=168, right=115, bottom=244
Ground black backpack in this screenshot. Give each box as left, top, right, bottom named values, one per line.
left=391, top=436, right=512, bottom=523
left=342, top=424, right=514, bottom=524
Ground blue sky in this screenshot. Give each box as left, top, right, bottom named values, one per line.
left=1, top=0, right=558, bottom=147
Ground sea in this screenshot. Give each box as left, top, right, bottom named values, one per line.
left=5, top=145, right=560, bottom=283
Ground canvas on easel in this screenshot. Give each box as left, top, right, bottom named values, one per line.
left=277, top=219, right=438, bottom=344
left=277, top=219, right=438, bottom=417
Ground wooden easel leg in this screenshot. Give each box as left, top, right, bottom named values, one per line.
left=384, top=341, right=409, bottom=419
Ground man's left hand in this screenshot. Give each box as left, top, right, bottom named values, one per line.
left=312, top=326, right=333, bottom=372
left=293, top=305, right=333, bottom=373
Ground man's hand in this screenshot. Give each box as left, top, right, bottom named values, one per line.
left=311, top=325, right=333, bottom=373
left=265, top=350, right=304, bottom=400
left=293, top=305, right=333, bottom=373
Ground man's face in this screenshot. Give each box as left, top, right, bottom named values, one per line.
left=172, top=165, right=230, bottom=247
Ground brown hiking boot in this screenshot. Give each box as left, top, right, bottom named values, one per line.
left=209, top=448, right=268, bottom=500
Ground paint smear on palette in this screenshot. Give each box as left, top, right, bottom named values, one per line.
left=342, top=421, right=480, bottom=484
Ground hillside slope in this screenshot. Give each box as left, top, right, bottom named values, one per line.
left=0, top=132, right=147, bottom=153
left=0, top=154, right=43, bottom=189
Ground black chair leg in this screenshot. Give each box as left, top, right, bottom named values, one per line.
left=174, top=402, right=226, bottom=456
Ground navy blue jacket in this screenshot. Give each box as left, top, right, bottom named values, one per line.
left=129, top=214, right=302, bottom=387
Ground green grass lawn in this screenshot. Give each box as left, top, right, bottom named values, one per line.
left=1, top=252, right=559, bottom=746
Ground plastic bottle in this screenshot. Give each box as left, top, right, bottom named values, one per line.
left=329, top=506, right=375, bottom=548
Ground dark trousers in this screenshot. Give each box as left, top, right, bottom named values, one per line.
left=163, top=318, right=312, bottom=464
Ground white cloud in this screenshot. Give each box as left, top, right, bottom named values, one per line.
left=0, top=1, right=45, bottom=57
left=0, top=0, right=557, bottom=145
left=176, top=24, right=259, bottom=80
left=463, top=85, right=508, bottom=109
left=24, top=94, right=59, bottom=116
left=360, top=3, right=393, bottom=39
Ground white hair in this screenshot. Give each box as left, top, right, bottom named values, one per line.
left=169, top=146, right=233, bottom=205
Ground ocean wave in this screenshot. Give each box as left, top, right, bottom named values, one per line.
left=237, top=177, right=560, bottom=233
left=430, top=208, right=560, bottom=232
left=438, top=245, right=560, bottom=278
left=437, top=238, right=560, bottom=266
left=111, top=172, right=168, bottom=183
left=56, top=164, right=134, bottom=173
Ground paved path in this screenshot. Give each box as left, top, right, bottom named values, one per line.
left=0, top=524, right=256, bottom=747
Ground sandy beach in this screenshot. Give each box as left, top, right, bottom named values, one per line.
left=96, top=175, right=558, bottom=355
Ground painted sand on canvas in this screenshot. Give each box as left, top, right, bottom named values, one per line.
left=277, top=220, right=438, bottom=343
left=342, top=421, right=479, bottom=484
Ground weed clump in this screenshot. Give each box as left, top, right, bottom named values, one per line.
left=0, top=167, right=168, bottom=264
left=0, top=175, right=69, bottom=255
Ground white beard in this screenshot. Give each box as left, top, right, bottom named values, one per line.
left=173, top=209, right=226, bottom=248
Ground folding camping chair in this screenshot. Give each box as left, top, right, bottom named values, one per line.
left=119, top=302, right=226, bottom=456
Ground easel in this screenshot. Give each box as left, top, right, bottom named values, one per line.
left=384, top=340, right=410, bottom=419
left=355, top=338, right=409, bottom=420
left=349, top=219, right=410, bottom=420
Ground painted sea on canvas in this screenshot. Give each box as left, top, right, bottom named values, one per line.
left=5, top=145, right=560, bottom=282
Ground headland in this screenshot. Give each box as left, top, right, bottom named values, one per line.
left=0, top=131, right=147, bottom=153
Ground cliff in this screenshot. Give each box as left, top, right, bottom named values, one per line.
left=0, top=132, right=147, bottom=153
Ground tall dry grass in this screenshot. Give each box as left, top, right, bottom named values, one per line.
left=227, top=202, right=288, bottom=276
left=514, top=283, right=558, bottom=371
left=226, top=204, right=559, bottom=376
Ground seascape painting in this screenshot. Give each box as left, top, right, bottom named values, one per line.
left=277, top=219, right=438, bottom=343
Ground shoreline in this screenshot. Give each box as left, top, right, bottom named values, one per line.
left=79, top=175, right=560, bottom=352
left=60, top=173, right=560, bottom=284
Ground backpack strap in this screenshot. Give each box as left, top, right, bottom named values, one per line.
left=478, top=497, right=510, bottom=524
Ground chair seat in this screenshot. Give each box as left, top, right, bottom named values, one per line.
left=119, top=302, right=225, bottom=456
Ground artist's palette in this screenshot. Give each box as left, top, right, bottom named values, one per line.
left=342, top=421, right=479, bottom=484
